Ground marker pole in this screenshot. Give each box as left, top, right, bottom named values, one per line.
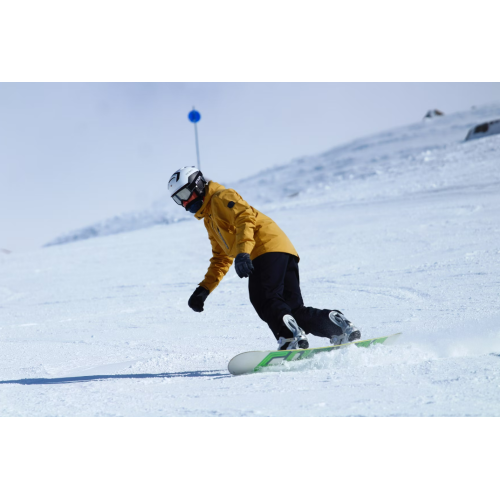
left=194, top=120, right=201, bottom=169
left=188, top=107, right=202, bottom=169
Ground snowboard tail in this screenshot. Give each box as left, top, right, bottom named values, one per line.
left=228, top=332, right=402, bottom=376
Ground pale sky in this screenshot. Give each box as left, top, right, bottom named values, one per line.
left=1, top=83, right=499, bottom=251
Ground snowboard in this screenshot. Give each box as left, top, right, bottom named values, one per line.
left=228, top=332, right=402, bottom=375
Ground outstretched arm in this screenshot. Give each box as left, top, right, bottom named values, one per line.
left=199, top=232, right=234, bottom=293
left=232, top=196, right=257, bottom=256
left=222, top=192, right=257, bottom=278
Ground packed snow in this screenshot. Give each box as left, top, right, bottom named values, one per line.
left=1, top=103, right=500, bottom=416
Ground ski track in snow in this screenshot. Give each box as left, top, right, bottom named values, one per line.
left=1, top=104, right=500, bottom=416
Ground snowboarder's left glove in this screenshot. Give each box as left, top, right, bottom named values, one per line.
left=188, top=286, right=209, bottom=312
left=235, top=253, right=254, bottom=278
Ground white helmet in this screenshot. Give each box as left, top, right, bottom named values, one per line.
left=168, top=166, right=207, bottom=212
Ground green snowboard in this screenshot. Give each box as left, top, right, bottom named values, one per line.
left=228, top=332, right=402, bottom=375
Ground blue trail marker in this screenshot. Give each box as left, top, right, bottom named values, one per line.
left=188, top=107, right=201, bottom=169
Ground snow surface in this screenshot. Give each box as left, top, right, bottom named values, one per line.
left=2, top=104, right=500, bottom=416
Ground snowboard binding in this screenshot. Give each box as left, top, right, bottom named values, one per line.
left=278, top=315, right=309, bottom=350
left=328, top=310, right=361, bottom=346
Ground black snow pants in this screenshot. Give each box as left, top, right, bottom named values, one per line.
left=248, top=252, right=343, bottom=340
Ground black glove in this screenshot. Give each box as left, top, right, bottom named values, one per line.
left=234, top=253, right=254, bottom=278
left=188, top=286, right=210, bottom=312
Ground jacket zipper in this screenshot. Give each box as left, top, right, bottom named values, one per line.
left=216, top=227, right=230, bottom=250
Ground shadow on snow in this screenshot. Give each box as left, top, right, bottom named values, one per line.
left=0, top=370, right=230, bottom=385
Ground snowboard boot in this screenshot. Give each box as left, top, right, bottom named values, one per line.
left=328, top=310, right=361, bottom=346
left=278, top=314, right=309, bottom=350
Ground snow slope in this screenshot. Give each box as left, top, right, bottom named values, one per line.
left=1, top=104, right=500, bottom=416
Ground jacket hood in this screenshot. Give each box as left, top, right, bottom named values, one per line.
left=194, top=181, right=225, bottom=220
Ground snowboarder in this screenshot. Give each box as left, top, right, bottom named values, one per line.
left=168, top=166, right=361, bottom=350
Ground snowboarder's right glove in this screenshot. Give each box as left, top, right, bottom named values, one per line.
left=188, top=286, right=210, bottom=312
left=235, top=253, right=254, bottom=278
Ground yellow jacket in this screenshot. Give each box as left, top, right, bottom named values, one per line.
left=195, top=181, right=298, bottom=292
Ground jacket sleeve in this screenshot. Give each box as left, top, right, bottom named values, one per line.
left=199, top=231, right=234, bottom=293
left=231, top=195, right=257, bottom=255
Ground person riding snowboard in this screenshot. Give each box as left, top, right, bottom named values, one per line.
left=168, top=166, right=361, bottom=350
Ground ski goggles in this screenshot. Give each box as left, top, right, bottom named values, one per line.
left=171, top=172, right=205, bottom=206
left=172, top=186, right=194, bottom=205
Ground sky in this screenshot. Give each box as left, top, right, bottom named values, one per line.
left=1, top=82, right=500, bottom=252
